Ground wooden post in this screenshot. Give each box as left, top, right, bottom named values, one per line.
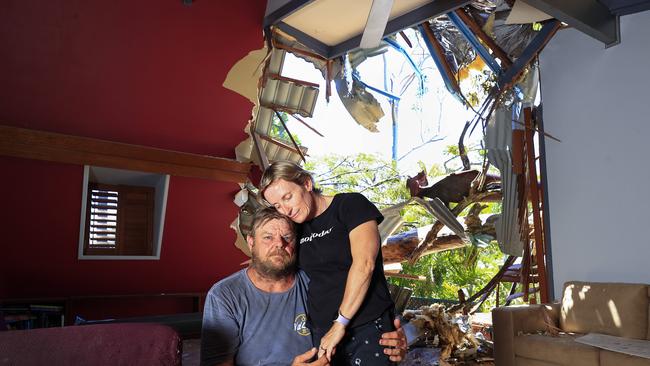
left=524, top=108, right=549, bottom=303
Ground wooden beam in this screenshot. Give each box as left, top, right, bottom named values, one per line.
left=256, top=133, right=305, bottom=156
left=524, top=108, right=549, bottom=303
left=0, top=125, right=250, bottom=183
left=420, top=21, right=462, bottom=95
left=382, top=231, right=468, bottom=264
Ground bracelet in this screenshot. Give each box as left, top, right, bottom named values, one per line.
left=334, top=311, right=350, bottom=327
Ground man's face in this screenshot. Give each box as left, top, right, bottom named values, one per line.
left=247, top=218, right=297, bottom=279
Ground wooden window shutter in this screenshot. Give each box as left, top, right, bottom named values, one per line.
left=118, top=185, right=154, bottom=255
left=84, top=183, right=154, bottom=256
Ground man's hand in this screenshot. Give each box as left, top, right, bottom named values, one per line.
left=379, top=318, right=408, bottom=362
left=317, top=321, right=345, bottom=360
left=292, top=348, right=330, bottom=366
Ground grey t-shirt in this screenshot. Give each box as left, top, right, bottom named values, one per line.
left=200, top=269, right=312, bottom=366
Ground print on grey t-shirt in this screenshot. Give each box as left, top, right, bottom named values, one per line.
left=201, top=269, right=312, bottom=366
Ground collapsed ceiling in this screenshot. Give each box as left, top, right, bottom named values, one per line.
left=222, top=0, right=650, bottom=305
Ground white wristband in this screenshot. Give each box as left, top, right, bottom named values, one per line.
left=334, top=311, right=350, bottom=327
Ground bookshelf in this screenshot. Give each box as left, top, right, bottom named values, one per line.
left=1, top=300, right=65, bottom=330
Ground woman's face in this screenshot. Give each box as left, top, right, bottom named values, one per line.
left=263, top=178, right=314, bottom=224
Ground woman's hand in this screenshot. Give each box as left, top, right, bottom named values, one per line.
left=317, top=322, right=346, bottom=360
left=379, top=318, right=408, bottom=362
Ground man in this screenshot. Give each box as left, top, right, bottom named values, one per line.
left=201, top=208, right=406, bottom=366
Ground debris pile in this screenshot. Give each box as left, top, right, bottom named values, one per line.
left=403, top=304, right=493, bottom=364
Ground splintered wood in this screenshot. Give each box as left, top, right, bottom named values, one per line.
left=404, top=304, right=482, bottom=361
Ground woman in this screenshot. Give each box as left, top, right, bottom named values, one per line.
left=260, top=161, right=395, bottom=366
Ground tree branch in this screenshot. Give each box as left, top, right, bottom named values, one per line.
left=397, top=135, right=445, bottom=162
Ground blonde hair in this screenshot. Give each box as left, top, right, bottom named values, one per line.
left=259, top=161, right=320, bottom=204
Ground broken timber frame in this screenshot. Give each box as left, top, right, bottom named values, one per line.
left=524, top=107, right=549, bottom=303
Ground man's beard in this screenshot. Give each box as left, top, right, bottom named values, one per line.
left=250, top=249, right=297, bottom=280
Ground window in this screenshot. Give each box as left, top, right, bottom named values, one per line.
left=78, top=166, right=169, bottom=260
left=84, top=183, right=154, bottom=256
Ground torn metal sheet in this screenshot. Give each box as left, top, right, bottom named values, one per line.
left=447, top=11, right=501, bottom=74
left=516, top=63, right=539, bottom=107
left=274, top=28, right=389, bottom=132
left=334, top=59, right=385, bottom=132
left=484, top=11, right=538, bottom=60
left=485, top=106, right=525, bottom=256
left=235, top=133, right=306, bottom=167
left=272, top=28, right=343, bottom=81
left=232, top=48, right=310, bottom=168
left=429, top=16, right=476, bottom=75
left=413, top=197, right=467, bottom=240
left=378, top=199, right=412, bottom=244
left=260, top=75, right=320, bottom=118
left=257, top=47, right=320, bottom=119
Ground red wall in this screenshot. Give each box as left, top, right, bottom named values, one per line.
left=0, top=0, right=265, bottom=317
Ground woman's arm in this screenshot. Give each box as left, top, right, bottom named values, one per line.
left=317, top=220, right=380, bottom=360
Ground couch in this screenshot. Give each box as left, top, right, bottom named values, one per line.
left=492, top=281, right=650, bottom=366
left=0, top=323, right=182, bottom=365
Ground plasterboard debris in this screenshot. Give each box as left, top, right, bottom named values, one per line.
left=506, top=1, right=552, bottom=24
left=223, top=47, right=268, bottom=104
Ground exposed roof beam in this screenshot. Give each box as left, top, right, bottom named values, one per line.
left=0, top=125, right=251, bottom=183
left=263, top=0, right=313, bottom=28
left=498, top=20, right=561, bottom=90
left=520, top=0, right=620, bottom=47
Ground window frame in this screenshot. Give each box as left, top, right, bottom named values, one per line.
left=83, top=183, right=155, bottom=256
left=78, top=166, right=169, bottom=260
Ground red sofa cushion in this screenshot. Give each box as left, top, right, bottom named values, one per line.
left=0, top=323, right=181, bottom=365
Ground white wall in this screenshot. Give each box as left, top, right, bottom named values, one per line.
left=539, top=11, right=650, bottom=299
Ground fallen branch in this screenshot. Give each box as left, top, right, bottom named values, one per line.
left=407, top=191, right=501, bottom=264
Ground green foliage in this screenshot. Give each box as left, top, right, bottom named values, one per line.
left=270, top=112, right=302, bottom=145
left=305, top=153, right=410, bottom=209
left=306, top=153, right=506, bottom=310
left=444, top=145, right=460, bottom=157
left=391, top=240, right=506, bottom=311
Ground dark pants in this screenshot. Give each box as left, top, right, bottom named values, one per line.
left=313, top=308, right=397, bottom=366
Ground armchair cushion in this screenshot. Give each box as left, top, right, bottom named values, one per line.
left=560, top=281, right=648, bottom=339
left=514, top=333, right=599, bottom=366
left=600, top=350, right=650, bottom=366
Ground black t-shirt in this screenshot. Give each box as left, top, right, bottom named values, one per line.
left=297, top=192, right=394, bottom=331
